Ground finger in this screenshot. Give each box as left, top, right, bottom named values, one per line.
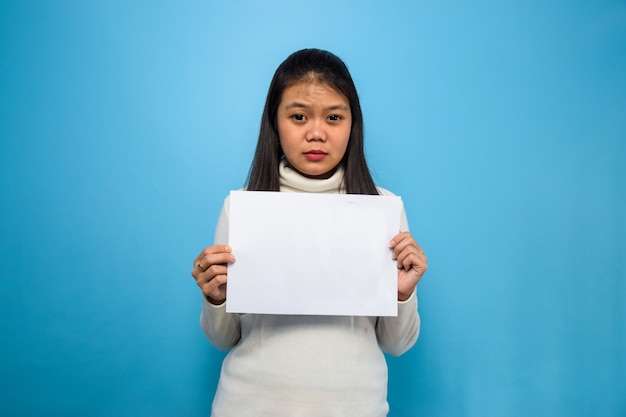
left=390, top=231, right=424, bottom=251
left=396, top=247, right=427, bottom=272
left=201, top=273, right=228, bottom=300
left=392, top=238, right=419, bottom=263
left=194, top=245, right=232, bottom=264
left=389, top=232, right=411, bottom=249
left=196, top=265, right=229, bottom=303
left=191, top=255, right=230, bottom=281
left=404, top=254, right=428, bottom=275
left=400, top=252, right=418, bottom=271
left=202, top=271, right=227, bottom=290
left=195, top=264, right=228, bottom=285
left=389, top=232, right=418, bottom=258
left=201, top=244, right=233, bottom=256
left=194, top=246, right=235, bottom=270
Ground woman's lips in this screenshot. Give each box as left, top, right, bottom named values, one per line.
left=304, top=150, right=327, bottom=161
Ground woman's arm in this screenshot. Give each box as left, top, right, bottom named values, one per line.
left=193, top=198, right=242, bottom=350
left=375, top=198, right=427, bottom=356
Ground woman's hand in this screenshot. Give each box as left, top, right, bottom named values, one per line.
left=191, top=245, right=235, bottom=304
left=389, top=232, right=428, bottom=301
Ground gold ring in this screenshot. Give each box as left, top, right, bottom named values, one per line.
left=197, top=262, right=204, bottom=270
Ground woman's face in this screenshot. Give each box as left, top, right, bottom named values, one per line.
left=276, top=81, right=351, bottom=179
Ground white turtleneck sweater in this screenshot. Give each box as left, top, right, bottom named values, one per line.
left=200, top=161, right=420, bottom=417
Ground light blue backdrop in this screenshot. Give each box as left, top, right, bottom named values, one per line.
left=1, top=1, right=624, bottom=416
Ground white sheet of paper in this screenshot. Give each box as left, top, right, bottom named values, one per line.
left=226, top=191, right=402, bottom=316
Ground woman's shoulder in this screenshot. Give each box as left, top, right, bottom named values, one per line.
left=375, top=186, right=397, bottom=197
left=220, top=186, right=250, bottom=213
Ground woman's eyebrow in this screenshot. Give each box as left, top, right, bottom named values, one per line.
left=284, top=102, right=349, bottom=111
left=284, top=102, right=308, bottom=109
left=327, top=104, right=350, bottom=111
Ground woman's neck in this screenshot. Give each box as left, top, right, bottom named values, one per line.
left=278, top=160, right=344, bottom=193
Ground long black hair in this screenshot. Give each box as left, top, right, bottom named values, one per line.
left=246, top=48, right=378, bottom=195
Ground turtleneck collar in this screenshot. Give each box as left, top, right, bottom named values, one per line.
left=278, top=159, right=345, bottom=193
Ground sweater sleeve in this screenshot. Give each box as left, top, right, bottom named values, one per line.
left=199, top=196, right=242, bottom=351
left=374, top=190, right=421, bottom=356
left=376, top=292, right=420, bottom=356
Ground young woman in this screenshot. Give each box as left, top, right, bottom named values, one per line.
left=191, top=48, right=428, bottom=417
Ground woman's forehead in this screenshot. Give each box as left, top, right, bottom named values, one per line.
left=281, top=80, right=348, bottom=105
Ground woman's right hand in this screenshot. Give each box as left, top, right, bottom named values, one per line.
left=191, top=245, right=235, bottom=304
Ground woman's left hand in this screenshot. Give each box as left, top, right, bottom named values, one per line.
left=389, top=232, right=428, bottom=301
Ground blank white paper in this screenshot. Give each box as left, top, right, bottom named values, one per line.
left=226, top=191, right=402, bottom=316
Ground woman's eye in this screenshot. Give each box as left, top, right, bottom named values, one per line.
left=328, top=114, right=342, bottom=121
left=292, top=114, right=305, bottom=121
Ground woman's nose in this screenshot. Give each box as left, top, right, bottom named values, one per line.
left=305, top=120, right=327, bottom=142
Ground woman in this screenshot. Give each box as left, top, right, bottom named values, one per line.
left=191, top=48, right=427, bottom=417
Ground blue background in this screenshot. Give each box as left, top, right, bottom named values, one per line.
left=1, top=1, right=625, bottom=416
